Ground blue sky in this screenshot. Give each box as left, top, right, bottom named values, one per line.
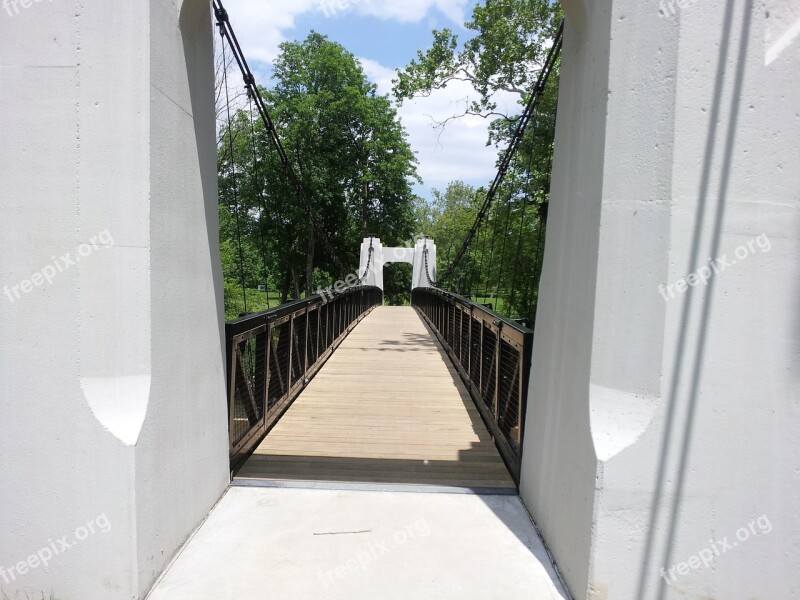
left=221, top=0, right=520, bottom=200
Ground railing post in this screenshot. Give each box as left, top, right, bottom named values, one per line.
left=479, top=320, right=484, bottom=399
left=266, top=319, right=274, bottom=409
left=259, top=319, right=269, bottom=418
left=493, top=322, right=502, bottom=419
left=303, top=305, right=310, bottom=381
left=316, top=301, right=322, bottom=362
left=467, top=305, right=473, bottom=377
left=287, top=313, right=295, bottom=390
left=226, top=332, right=236, bottom=448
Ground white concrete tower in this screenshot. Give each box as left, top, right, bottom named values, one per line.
left=519, top=0, right=800, bottom=598
left=0, top=1, right=229, bottom=598
left=358, top=236, right=438, bottom=290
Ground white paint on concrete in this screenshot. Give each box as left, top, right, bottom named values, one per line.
left=765, top=0, right=800, bottom=65
left=80, top=374, right=151, bottom=446
left=147, top=487, right=568, bottom=600
left=359, top=237, right=438, bottom=290
left=589, top=384, right=658, bottom=462
left=0, top=1, right=229, bottom=598
left=520, top=0, right=800, bottom=598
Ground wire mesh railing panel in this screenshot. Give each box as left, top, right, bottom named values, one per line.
left=291, top=313, right=307, bottom=384
left=498, top=338, right=522, bottom=450
left=411, top=287, right=532, bottom=484
left=470, top=319, right=482, bottom=390
left=226, top=286, right=382, bottom=469
left=480, top=327, right=497, bottom=414
left=451, top=307, right=461, bottom=359
left=230, top=330, right=266, bottom=448
left=307, top=308, right=320, bottom=365
left=444, top=303, right=453, bottom=346
left=268, top=320, right=291, bottom=409
left=459, top=310, right=470, bottom=371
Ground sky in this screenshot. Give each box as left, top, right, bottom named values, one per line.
left=219, top=0, right=520, bottom=200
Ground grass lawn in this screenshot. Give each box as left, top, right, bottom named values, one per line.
left=225, top=288, right=285, bottom=321
left=470, top=295, right=510, bottom=316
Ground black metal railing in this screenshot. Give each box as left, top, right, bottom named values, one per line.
left=411, top=287, right=533, bottom=483
left=226, top=286, right=383, bottom=469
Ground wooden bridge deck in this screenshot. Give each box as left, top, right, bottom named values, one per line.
left=235, top=306, right=515, bottom=491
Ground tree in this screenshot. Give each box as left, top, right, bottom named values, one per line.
left=266, top=32, right=419, bottom=296
left=393, top=0, right=562, bottom=138
left=217, top=32, right=419, bottom=310
left=401, top=0, right=563, bottom=326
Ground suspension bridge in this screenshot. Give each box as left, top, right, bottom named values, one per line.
left=212, top=0, right=558, bottom=494
left=150, top=5, right=568, bottom=595
left=1, top=0, right=796, bottom=599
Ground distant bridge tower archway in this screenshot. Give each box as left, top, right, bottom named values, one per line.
left=358, top=237, right=437, bottom=291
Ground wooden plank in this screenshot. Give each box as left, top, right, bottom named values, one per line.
left=234, top=306, right=515, bottom=490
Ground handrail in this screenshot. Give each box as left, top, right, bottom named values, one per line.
left=411, top=287, right=533, bottom=484
left=225, top=285, right=383, bottom=470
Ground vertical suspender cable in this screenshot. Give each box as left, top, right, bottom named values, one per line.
left=508, top=131, right=537, bottom=317
left=436, top=20, right=564, bottom=286
left=220, top=35, right=248, bottom=314
left=213, top=0, right=348, bottom=280
left=248, top=94, right=273, bottom=309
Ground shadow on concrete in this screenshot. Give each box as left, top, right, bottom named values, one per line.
left=634, top=2, right=755, bottom=598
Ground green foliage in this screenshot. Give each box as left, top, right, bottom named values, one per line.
left=401, top=0, right=562, bottom=327
left=383, top=263, right=413, bottom=306
left=224, top=283, right=284, bottom=321
left=420, top=175, right=549, bottom=326
left=219, top=32, right=419, bottom=316
left=393, top=0, right=562, bottom=124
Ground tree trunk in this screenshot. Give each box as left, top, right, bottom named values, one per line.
left=305, top=222, right=315, bottom=295
left=362, top=179, right=369, bottom=236
left=280, top=267, right=291, bottom=304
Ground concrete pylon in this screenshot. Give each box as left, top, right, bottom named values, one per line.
left=519, top=1, right=800, bottom=599
left=0, top=1, right=229, bottom=598
left=358, top=237, right=437, bottom=290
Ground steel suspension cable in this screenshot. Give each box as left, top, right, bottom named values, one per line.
left=520, top=100, right=559, bottom=323
left=465, top=235, right=476, bottom=297
left=221, top=36, right=248, bottom=313
left=357, top=237, right=375, bottom=284
left=475, top=214, right=491, bottom=300
left=437, top=20, right=564, bottom=286
left=493, top=156, right=520, bottom=303
left=213, top=0, right=349, bottom=278
left=248, top=94, right=273, bottom=309
left=481, top=198, right=503, bottom=300
left=508, top=126, right=539, bottom=316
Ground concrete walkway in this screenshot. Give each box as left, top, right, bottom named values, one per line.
left=147, top=486, right=568, bottom=599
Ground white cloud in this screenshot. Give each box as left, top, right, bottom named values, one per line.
left=359, top=57, right=520, bottom=196
left=218, top=0, right=521, bottom=197
left=345, top=0, right=470, bottom=26
left=221, top=0, right=469, bottom=64
left=220, top=0, right=317, bottom=63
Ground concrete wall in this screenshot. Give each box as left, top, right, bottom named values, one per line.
left=0, top=1, right=229, bottom=598
left=520, top=0, right=800, bottom=598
